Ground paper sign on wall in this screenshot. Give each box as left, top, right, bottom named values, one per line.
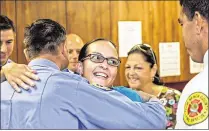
left=189, top=57, right=204, bottom=74
left=118, top=21, right=142, bottom=57
left=159, top=42, right=181, bottom=77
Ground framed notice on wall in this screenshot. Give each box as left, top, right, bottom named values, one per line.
left=159, top=42, right=181, bottom=77
left=118, top=21, right=142, bottom=57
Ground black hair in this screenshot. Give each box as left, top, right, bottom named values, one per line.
left=180, top=0, right=208, bottom=22
left=0, top=15, right=15, bottom=32
left=78, top=38, right=117, bottom=62
left=23, top=19, right=66, bottom=59
left=127, top=44, right=164, bottom=85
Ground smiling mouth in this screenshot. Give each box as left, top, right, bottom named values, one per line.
left=93, top=72, right=108, bottom=79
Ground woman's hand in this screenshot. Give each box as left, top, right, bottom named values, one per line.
left=137, top=91, right=157, bottom=102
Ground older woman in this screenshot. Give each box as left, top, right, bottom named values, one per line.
left=125, top=44, right=181, bottom=129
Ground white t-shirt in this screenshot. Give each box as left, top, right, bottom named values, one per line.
left=175, top=50, right=208, bottom=129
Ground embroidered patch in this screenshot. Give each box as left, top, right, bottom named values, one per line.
left=91, top=83, right=112, bottom=91
left=183, top=92, right=208, bottom=126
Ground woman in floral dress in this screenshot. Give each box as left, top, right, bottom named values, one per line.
left=125, top=44, right=181, bottom=129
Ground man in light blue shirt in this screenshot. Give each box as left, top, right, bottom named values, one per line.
left=1, top=19, right=166, bottom=129
left=0, top=15, right=39, bottom=90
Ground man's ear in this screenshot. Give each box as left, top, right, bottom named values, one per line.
left=61, top=41, right=66, bottom=54
left=76, top=61, right=84, bottom=76
left=23, top=49, right=30, bottom=62
left=194, top=11, right=204, bottom=34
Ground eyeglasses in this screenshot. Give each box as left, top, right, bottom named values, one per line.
left=131, top=44, right=156, bottom=64
left=81, top=53, right=121, bottom=67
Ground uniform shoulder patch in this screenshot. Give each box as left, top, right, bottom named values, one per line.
left=183, top=92, right=208, bottom=126
left=91, top=83, right=112, bottom=91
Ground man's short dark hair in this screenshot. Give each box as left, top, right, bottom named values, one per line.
left=78, top=38, right=117, bottom=62
left=180, top=0, right=208, bottom=22
left=24, top=19, right=66, bottom=59
left=0, top=15, right=15, bottom=32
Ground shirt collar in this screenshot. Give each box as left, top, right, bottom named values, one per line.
left=203, top=50, right=208, bottom=67
left=6, top=59, right=13, bottom=64
left=62, top=68, right=74, bottom=74
left=28, top=58, right=60, bottom=70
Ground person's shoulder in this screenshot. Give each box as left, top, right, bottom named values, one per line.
left=167, top=87, right=181, bottom=95
left=184, top=68, right=208, bottom=92
left=1, top=81, right=15, bottom=99
left=1, top=81, right=13, bottom=91
left=48, top=71, right=88, bottom=83
left=159, top=85, right=181, bottom=95
left=158, top=86, right=181, bottom=103
left=43, top=71, right=89, bottom=94
left=157, top=86, right=180, bottom=113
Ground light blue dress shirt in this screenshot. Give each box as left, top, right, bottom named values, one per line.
left=1, top=58, right=166, bottom=129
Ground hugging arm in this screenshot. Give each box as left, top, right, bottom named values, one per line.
left=1, top=62, right=39, bottom=92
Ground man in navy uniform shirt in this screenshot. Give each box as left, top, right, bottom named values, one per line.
left=1, top=19, right=166, bottom=129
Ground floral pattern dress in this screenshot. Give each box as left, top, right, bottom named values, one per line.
left=157, top=86, right=181, bottom=129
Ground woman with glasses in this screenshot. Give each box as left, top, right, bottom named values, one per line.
left=77, top=38, right=143, bottom=102
left=77, top=38, right=120, bottom=88
left=125, top=44, right=181, bottom=129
